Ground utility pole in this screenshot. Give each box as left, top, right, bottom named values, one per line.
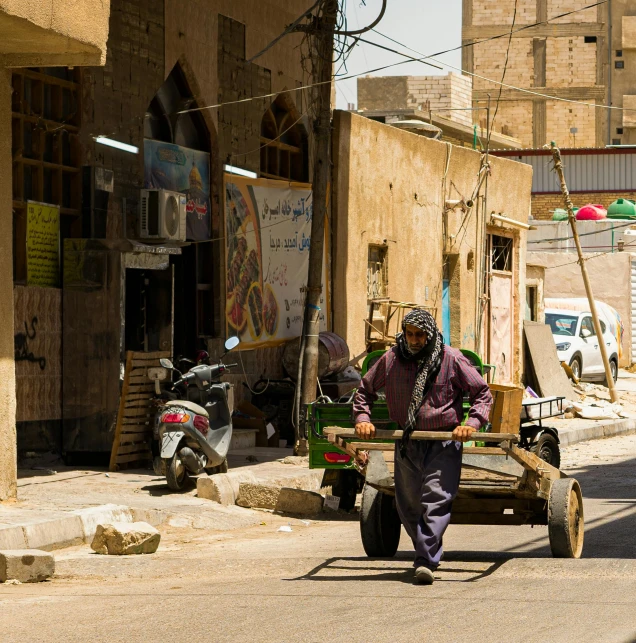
left=295, top=0, right=338, bottom=455
left=548, top=141, right=619, bottom=403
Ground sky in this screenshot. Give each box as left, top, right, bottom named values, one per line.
left=335, top=0, right=463, bottom=110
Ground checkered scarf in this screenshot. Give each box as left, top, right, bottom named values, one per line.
left=396, top=309, right=444, bottom=456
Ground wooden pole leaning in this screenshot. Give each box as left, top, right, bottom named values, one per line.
left=547, top=141, right=619, bottom=403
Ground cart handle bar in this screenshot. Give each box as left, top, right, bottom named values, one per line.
left=323, top=427, right=518, bottom=443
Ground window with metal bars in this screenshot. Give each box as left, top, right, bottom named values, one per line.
left=12, top=67, right=82, bottom=283
left=367, top=245, right=389, bottom=299
left=491, top=235, right=513, bottom=272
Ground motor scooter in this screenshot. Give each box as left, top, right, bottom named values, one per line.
left=154, top=337, right=239, bottom=491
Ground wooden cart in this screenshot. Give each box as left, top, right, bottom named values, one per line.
left=323, top=427, right=584, bottom=559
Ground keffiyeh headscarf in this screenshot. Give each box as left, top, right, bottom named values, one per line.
left=396, top=309, right=445, bottom=457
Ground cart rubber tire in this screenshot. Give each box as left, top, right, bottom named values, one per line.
left=531, top=433, right=561, bottom=469
left=360, top=483, right=401, bottom=557
left=166, top=453, right=190, bottom=491
left=548, top=478, right=584, bottom=558
left=332, top=469, right=360, bottom=512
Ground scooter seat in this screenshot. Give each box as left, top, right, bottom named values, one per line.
left=164, top=399, right=209, bottom=418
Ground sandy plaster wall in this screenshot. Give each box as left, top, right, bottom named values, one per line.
left=332, top=111, right=532, bottom=384
left=0, top=68, right=17, bottom=500
left=528, top=250, right=633, bottom=366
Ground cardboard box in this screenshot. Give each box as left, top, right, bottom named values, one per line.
left=233, top=401, right=279, bottom=447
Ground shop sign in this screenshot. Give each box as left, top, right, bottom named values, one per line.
left=224, top=175, right=328, bottom=347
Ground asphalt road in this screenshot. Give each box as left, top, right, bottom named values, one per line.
left=2, top=434, right=636, bottom=643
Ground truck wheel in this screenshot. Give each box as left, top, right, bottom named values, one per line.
left=166, top=453, right=190, bottom=491
left=360, top=483, right=401, bottom=557
left=531, top=433, right=561, bottom=469
left=331, top=469, right=360, bottom=512
left=548, top=478, right=584, bottom=558
left=604, top=359, right=618, bottom=386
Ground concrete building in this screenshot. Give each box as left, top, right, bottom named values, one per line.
left=10, top=1, right=316, bottom=464
left=332, top=110, right=533, bottom=386
left=0, top=0, right=111, bottom=500
left=462, top=0, right=618, bottom=148
left=357, top=72, right=522, bottom=149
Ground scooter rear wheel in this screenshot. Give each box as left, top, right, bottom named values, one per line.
left=166, top=453, right=190, bottom=491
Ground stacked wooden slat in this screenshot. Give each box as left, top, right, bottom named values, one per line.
left=109, top=351, right=170, bottom=471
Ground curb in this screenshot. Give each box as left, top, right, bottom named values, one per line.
left=0, top=504, right=166, bottom=552
left=558, top=418, right=636, bottom=447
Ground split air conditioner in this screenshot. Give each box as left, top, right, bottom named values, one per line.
left=139, top=189, right=187, bottom=242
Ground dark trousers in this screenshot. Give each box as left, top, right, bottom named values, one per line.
left=394, top=438, right=463, bottom=570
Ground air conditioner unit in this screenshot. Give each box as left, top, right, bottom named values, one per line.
left=139, top=189, right=187, bottom=242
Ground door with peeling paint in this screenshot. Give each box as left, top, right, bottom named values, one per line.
left=488, top=234, right=514, bottom=384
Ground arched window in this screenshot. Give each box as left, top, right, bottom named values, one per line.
left=260, top=96, right=308, bottom=182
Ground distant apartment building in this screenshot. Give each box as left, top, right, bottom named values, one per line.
left=462, top=0, right=636, bottom=149
left=357, top=72, right=522, bottom=149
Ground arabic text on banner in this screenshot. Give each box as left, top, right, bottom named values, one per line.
left=224, top=175, right=328, bottom=347
left=26, top=202, right=60, bottom=288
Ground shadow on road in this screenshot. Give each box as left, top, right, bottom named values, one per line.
left=287, top=554, right=511, bottom=584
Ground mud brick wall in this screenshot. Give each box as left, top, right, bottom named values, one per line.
left=81, top=0, right=165, bottom=239
left=217, top=15, right=272, bottom=175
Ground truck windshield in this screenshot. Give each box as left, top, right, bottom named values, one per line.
left=546, top=313, right=579, bottom=337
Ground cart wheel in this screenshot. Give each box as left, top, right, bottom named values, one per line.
left=531, top=433, right=561, bottom=469
left=548, top=478, right=584, bottom=558
left=360, top=483, right=401, bottom=557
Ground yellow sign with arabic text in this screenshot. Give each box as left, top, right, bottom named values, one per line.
left=27, top=201, right=60, bottom=287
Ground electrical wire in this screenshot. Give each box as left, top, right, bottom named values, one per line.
left=487, top=0, right=518, bottom=150
left=370, top=1, right=608, bottom=72
left=541, top=236, right=636, bottom=269
left=528, top=219, right=636, bottom=243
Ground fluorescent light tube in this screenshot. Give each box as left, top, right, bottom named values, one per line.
left=94, top=136, right=139, bottom=154
left=223, top=164, right=258, bottom=179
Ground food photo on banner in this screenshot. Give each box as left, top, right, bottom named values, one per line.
left=143, top=139, right=211, bottom=240
left=224, top=175, right=328, bottom=348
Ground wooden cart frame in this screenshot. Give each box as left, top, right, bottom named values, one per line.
left=323, top=427, right=584, bottom=559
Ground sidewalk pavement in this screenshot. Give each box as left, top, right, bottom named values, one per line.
left=0, top=446, right=323, bottom=551
left=2, top=370, right=636, bottom=552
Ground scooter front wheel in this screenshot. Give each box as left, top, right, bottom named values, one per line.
left=166, top=453, right=190, bottom=491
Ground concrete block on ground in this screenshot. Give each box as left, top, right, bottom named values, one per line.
left=72, top=504, right=134, bottom=542
left=23, top=516, right=84, bottom=551
left=91, top=521, right=160, bottom=555
left=198, top=470, right=258, bottom=505
left=275, top=488, right=324, bottom=515
left=0, top=550, right=54, bottom=583
left=236, top=483, right=280, bottom=509
left=0, top=526, right=28, bottom=550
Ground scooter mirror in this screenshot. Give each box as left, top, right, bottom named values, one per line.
left=224, top=336, right=240, bottom=352
left=160, top=358, right=174, bottom=369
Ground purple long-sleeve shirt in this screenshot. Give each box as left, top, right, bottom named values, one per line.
left=353, top=346, right=493, bottom=431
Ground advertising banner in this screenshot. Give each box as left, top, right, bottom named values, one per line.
left=143, top=139, right=211, bottom=241
left=224, top=175, right=328, bottom=347
left=26, top=201, right=60, bottom=287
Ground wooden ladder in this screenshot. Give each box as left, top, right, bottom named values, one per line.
left=109, top=350, right=170, bottom=471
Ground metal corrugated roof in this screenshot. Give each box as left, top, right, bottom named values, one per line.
left=501, top=152, right=636, bottom=193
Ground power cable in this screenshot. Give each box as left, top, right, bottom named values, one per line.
left=528, top=219, right=636, bottom=243
left=246, top=0, right=322, bottom=63
left=487, top=0, right=518, bottom=150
